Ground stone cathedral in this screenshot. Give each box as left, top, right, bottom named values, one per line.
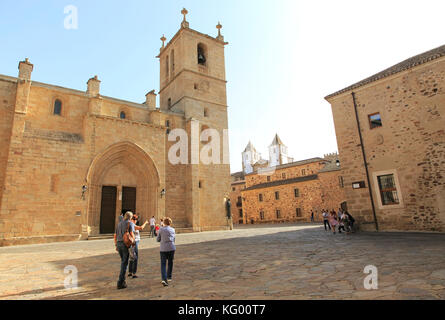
left=0, top=9, right=231, bottom=246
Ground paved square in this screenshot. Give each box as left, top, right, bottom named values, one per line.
left=1, top=224, right=444, bottom=300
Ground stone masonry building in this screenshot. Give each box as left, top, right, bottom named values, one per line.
left=0, top=10, right=231, bottom=246
left=230, top=136, right=346, bottom=224
left=326, top=44, right=445, bottom=232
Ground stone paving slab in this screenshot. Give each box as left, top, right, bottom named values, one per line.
left=0, top=224, right=444, bottom=300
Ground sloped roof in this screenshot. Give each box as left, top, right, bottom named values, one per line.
left=244, top=174, right=318, bottom=191
left=269, top=134, right=285, bottom=147
left=325, top=44, right=445, bottom=100
left=243, top=141, right=257, bottom=153
left=245, top=157, right=325, bottom=176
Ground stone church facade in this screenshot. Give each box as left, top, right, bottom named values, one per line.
left=0, top=11, right=231, bottom=246
left=326, top=44, right=445, bottom=233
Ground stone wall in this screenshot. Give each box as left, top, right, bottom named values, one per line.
left=237, top=161, right=346, bottom=225
left=327, top=56, right=445, bottom=232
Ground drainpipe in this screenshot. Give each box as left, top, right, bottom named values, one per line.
left=351, top=92, right=379, bottom=231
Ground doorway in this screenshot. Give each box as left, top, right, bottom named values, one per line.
left=100, top=186, right=117, bottom=234
left=122, top=187, right=137, bottom=215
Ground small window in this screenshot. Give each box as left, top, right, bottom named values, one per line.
left=369, top=113, right=382, bottom=129
left=232, top=187, right=235, bottom=191
left=282, top=173, right=286, bottom=179
left=204, top=108, right=209, bottom=117
left=294, top=188, right=300, bottom=198
left=171, top=49, right=175, bottom=75
left=166, top=120, right=170, bottom=127
left=168, top=98, right=172, bottom=108
left=166, top=55, right=169, bottom=75
left=267, top=176, right=271, bottom=182
left=53, top=99, right=62, bottom=115
left=199, top=181, right=203, bottom=188
left=302, top=169, right=306, bottom=176
left=259, top=194, right=263, bottom=202
left=352, top=181, right=366, bottom=189
left=120, top=111, right=126, bottom=119
left=296, top=208, right=302, bottom=217
left=339, top=176, right=344, bottom=188
left=377, top=174, right=400, bottom=205
left=260, top=211, right=265, bottom=220
left=275, top=191, right=280, bottom=200
left=239, top=209, right=243, bottom=218
left=276, top=210, right=281, bottom=219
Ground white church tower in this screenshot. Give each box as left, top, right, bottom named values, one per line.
left=242, top=141, right=261, bottom=174
left=268, top=134, right=292, bottom=167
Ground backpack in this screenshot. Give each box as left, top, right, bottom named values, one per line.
left=123, top=221, right=135, bottom=248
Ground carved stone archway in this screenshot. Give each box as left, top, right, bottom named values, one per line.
left=85, top=141, right=160, bottom=236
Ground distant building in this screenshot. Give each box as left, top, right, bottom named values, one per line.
left=325, top=44, right=445, bottom=232
left=230, top=135, right=346, bottom=224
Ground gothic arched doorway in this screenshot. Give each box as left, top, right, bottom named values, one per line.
left=85, top=142, right=160, bottom=235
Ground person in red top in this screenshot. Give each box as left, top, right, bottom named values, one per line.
left=155, top=224, right=160, bottom=237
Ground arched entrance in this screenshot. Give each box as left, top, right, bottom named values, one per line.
left=85, top=142, right=160, bottom=235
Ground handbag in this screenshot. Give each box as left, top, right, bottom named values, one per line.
left=123, top=221, right=135, bottom=248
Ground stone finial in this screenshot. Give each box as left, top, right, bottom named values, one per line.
left=145, top=90, right=157, bottom=110
left=216, top=22, right=224, bottom=41
left=181, top=8, right=189, bottom=28
left=87, top=75, right=101, bottom=96
left=160, top=34, right=166, bottom=48
left=18, top=58, right=34, bottom=81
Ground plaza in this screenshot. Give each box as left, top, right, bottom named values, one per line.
left=0, top=224, right=444, bottom=300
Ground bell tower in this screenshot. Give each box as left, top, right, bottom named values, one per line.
left=158, top=9, right=231, bottom=231
left=158, top=8, right=228, bottom=120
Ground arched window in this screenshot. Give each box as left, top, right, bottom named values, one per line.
left=120, top=111, right=126, bottom=119
left=53, top=99, right=62, bottom=115
left=171, top=49, right=175, bottom=76
left=197, top=43, right=207, bottom=65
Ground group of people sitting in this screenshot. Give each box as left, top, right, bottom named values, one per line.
left=322, top=208, right=355, bottom=234
left=114, top=212, right=176, bottom=290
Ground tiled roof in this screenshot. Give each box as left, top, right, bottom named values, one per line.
left=245, top=157, right=325, bottom=176
left=244, top=174, right=318, bottom=191
left=325, top=44, right=445, bottom=100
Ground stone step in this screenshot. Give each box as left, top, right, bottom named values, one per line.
left=87, top=228, right=195, bottom=241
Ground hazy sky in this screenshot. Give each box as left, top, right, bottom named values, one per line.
left=1, top=0, right=444, bottom=173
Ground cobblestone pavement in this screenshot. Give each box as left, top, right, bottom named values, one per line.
left=1, top=224, right=445, bottom=300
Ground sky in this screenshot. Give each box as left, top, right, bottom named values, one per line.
left=1, top=0, right=445, bottom=173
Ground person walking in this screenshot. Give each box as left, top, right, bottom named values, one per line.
left=328, top=210, right=339, bottom=234
left=322, top=210, right=331, bottom=231
left=345, top=211, right=355, bottom=232
left=338, top=210, right=346, bottom=233
left=310, top=210, right=314, bottom=222
left=149, top=216, right=156, bottom=238
left=157, top=217, right=176, bottom=287
left=128, top=215, right=148, bottom=279
left=114, top=211, right=135, bottom=289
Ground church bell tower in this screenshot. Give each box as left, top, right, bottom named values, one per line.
left=157, top=9, right=230, bottom=231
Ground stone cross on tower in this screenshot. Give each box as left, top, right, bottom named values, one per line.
left=216, top=22, right=224, bottom=41
left=160, top=34, right=166, bottom=48
left=181, top=8, right=189, bottom=28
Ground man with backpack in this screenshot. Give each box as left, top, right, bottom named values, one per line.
left=114, top=211, right=135, bottom=290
